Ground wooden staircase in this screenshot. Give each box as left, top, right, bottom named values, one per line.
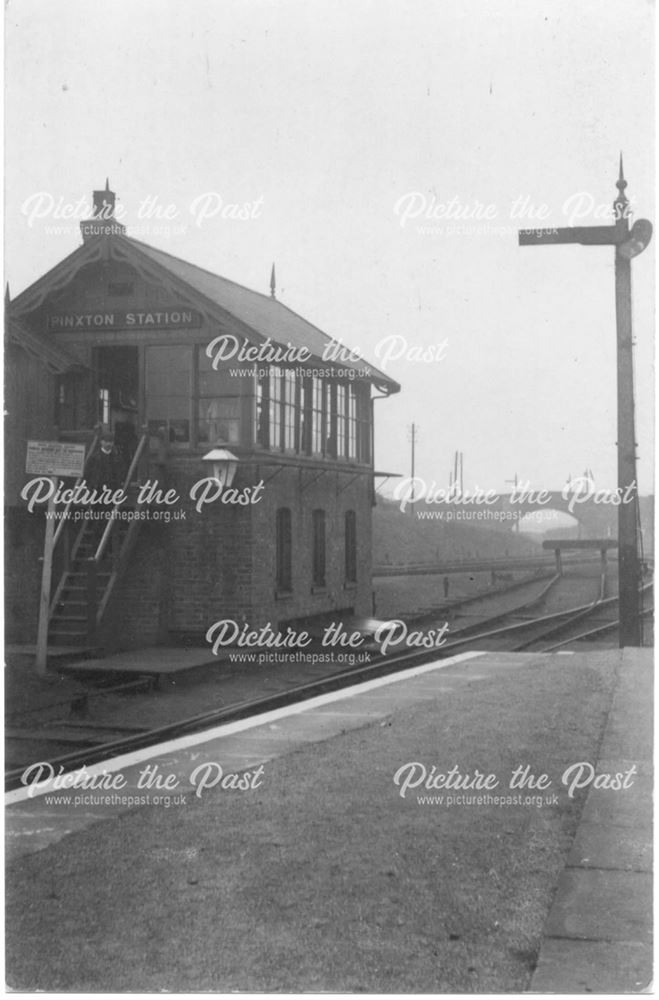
left=43, top=430, right=148, bottom=653
left=49, top=520, right=128, bottom=646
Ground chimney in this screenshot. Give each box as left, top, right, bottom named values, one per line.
left=80, top=179, right=126, bottom=241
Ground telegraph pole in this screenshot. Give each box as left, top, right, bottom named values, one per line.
left=408, top=423, right=420, bottom=516
left=519, top=158, right=651, bottom=646
left=506, top=472, right=520, bottom=532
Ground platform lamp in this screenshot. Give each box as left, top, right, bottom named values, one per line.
left=201, top=448, right=239, bottom=489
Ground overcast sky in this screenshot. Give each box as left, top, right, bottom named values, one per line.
left=5, top=0, right=655, bottom=495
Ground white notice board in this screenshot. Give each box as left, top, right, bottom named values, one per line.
left=25, top=440, right=86, bottom=478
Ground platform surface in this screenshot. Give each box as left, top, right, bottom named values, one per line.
left=5, top=647, right=653, bottom=992
left=529, top=646, right=652, bottom=993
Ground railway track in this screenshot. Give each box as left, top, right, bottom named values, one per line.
left=5, top=573, right=652, bottom=792
left=536, top=604, right=654, bottom=652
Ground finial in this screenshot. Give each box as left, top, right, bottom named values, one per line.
left=105, top=177, right=110, bottom=192
left=270, top=262, right=276, bottom=299
left=5, top=282, right=10, bottom=305
left=615, top=151, right=628, bottom=207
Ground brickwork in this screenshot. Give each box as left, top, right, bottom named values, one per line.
left=7, top=437, right=376, bottom=653
left=104, top=457, right=373, bottom=648
left=5, top=510, right=43, bottom=644
left=247, top=463, right=373, bottom=628
left=105, top=522, right=171, bottom=650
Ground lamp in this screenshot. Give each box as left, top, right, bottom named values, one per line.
left=618, top=219, right=653, bottom=260
left=201, top=448, right=239, bottom=489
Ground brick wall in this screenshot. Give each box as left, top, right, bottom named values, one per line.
left=4, top=510, right=43, bottom=644
left=104, top=456, right=374, bottom=647
left=5, top=457, right=374, bottom=651
left=104, top=522, right=171, bottom=650
left=248, top=463, right=373, bottom=629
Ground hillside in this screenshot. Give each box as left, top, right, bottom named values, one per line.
left=373, top=496, right=543, bottom=566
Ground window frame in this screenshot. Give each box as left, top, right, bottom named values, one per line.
left=253, top=366, right=373, bottom=465
left=312, top=508, right=326, bottom=589
left=344, top=509, right=357, bottom=584
left=144, top=343, right=193, bottom=448
left=276, top=507, right=293, bottom=593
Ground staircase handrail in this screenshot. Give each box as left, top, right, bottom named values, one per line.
left=84, top=429, right=149, bottom=640
left=48, top=429, right=102, bottom=617
left=93, top=429, right=148, bottom=563
left=52, top=428, right=101, bottom=547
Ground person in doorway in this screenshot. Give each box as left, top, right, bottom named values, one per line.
left=87, top=430, right=123, bottom=493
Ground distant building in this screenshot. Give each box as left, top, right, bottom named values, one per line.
left=5, top=183, right=400, bottom=650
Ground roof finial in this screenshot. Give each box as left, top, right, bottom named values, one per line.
left=105, top=177, right=110, bottom=192
left=614, top=151, right=629, bottom=220
left=5, top=282, right=10, bottom=306
left=616, top=152, right=628, bottom=198
left=270, top=262, right=276, bottom=299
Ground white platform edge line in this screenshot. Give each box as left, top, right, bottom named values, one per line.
left=6, top=650, right=484, bottom=805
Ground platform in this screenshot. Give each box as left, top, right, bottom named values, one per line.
left=5, top=646, right=230, bottom=721
left=5, top=647, right=652, bottom=992
left=530, top=646, right=652, bottom=993
left=6, top=643, right=98, bottom=662
left=57, top=645, right=229, bottom=677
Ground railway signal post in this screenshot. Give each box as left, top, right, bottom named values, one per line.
left=518, top=158, right=652, bottom=647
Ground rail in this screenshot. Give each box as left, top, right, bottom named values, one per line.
left=48, top=429, right=100, bottom=618
left=93, top=430, right=148, bottom=562
left=543, top=603, right=654, bottom=652
left=85, top=431, right=149, bottom=640
left=372, top=552, right=606, bottom=577
left=52, top=429, right=100, bottom=547
left=7, top=579, right=643, bottom=792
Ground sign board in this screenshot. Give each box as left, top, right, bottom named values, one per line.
left=48, top=309, right=202, bottom=332
left=26, top=440, right=86, bottom=478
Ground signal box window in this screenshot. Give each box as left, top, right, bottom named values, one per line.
left=345, top=510, right=357, bottom=583
left=312, top=509, right=326, bottom=588
left=145, top=345, right=191, bottom=444
left=276, top=508, right=293, bottom=592
left=198, top=350, right=243, bottom=445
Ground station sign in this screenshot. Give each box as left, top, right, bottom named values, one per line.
left=48, top=309, right=202, bottom=331
left=26, top=440, right=86, bottom=478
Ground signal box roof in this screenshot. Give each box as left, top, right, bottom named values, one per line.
left=11, top=232, right=401, bottom=394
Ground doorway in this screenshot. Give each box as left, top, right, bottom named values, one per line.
left=95, top=345, right=140, bottom=469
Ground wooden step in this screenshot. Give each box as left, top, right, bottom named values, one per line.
left=66, top=571, right=112, bottom=578
left=49, top=625, right=89, bottom=638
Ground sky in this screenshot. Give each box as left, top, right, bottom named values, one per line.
left=5, top=0, right=655, bottom=495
